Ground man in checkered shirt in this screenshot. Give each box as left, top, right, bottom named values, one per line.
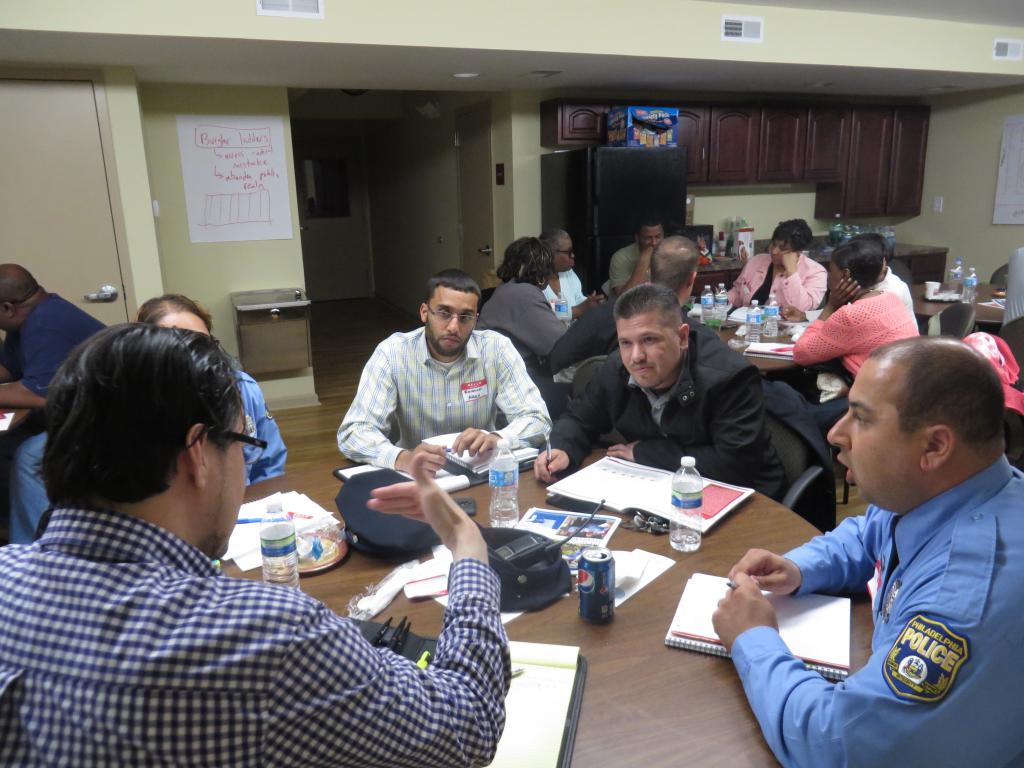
left=0, top=323, right=510, bottom=767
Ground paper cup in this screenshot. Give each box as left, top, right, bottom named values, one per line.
left=924, top=281, right=939, bottom=299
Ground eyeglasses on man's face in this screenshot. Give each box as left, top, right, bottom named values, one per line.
left=220, top=430, right=268, bottom=466
left=426, top=306, right=478, bottom=326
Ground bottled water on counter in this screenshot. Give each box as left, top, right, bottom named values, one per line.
left=747, top=300, right=763, bottom=344
left=764, top=293, right=780, bottom=338
left=714, top=283, right=729, bottom=326
left=261, top=501, right=300, bottom=588
left=700, top=285, right=714, bottom=326
left=961, top=267, right=978, bottom=305
left=948, top=258, right=964, bottom=297
left=488, top=439, right=519, bottom=528
left=670, top=457, right=703, bottom=552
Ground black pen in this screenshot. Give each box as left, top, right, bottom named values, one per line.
left=371, top=617, right=393, bottom=646
left=395, top=621, right=412, bottom=653
left=389, top=617, right=408, bottom=651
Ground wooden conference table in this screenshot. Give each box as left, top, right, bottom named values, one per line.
left=911, top=283, right=1004, bottom=328
left=236, top=459, right=873, bottom=767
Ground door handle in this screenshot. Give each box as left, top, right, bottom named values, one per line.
left=84, top=284, right=119, bottom=302
left=477, top=245, right=493, bottom=255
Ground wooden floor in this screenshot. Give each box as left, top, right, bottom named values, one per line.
left=274, top=298, right=867, bottom=525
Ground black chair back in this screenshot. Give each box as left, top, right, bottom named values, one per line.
left=888, top=258, right=912, bottom=286
left=938, top=302, right=976, bottom=339
left=1002, top=317, right=1024, bottom=388
left=991, top=264, right=1009, bottom=289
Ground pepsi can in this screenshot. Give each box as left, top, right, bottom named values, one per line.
left=578, top=548, right=615, bottom=623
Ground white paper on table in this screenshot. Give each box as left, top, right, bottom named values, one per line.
left=0, top=412, right=13, bottom=432
left=224, top=491, right=337, bottom=571
left=612, top=549, right=674, bottom=606
left=729, top=306, right=747, bottom=322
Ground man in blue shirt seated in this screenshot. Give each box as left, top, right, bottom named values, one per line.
left=0, top=264, right=104, bottom=533
left=715, top=336, right=1024, bottom=767
left=0, top=324, right=510, bottom=766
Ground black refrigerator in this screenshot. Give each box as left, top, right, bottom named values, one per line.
left=541, top=145, right=687, bottom=293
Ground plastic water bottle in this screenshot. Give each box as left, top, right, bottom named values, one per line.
left=714, top=283, right=729, bottom=325
left=700, top=285, right=714, bottom=326
left=961, top=267, right=978, bottom=305
left=488, top=439, right=519, bottom=528
left=764, top=292, right=780, bottom=338
left=670, top=457, right=703, bottom=552
left=747, top=300, right=763, bottom=344
left=261, top=501, right=300, bottom=588
left=948, top=257, right=964, bottom=297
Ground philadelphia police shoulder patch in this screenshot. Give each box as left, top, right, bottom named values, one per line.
left=883, top=614, right=969, bottom=702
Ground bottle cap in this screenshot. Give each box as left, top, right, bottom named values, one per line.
left=681, top=456, right=696, bottom=468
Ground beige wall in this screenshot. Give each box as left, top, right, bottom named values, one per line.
left=139, top=82, right=317, bottom=408
left=899, top=86, right=1024, bottom=282
left=6, top=2, right=1023, bottom=76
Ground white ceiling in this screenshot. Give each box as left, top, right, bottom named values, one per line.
left=0, top=25, right=1022, bottom=98
left=693, top=0, right=1024, bottom=28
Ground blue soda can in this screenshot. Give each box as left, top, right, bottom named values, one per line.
left=578, top=548, right=615, bottom=623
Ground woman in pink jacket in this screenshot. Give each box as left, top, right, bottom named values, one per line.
left=727, top=219, right=826, bottom=312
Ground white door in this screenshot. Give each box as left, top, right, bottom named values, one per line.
left=0, top=79, right=128, bottom=324
left=456, top=104, right=496, bottom=288
left=293, top=135, right=373, bottom=301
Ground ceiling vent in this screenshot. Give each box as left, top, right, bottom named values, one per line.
left=721, top=15, right=764, bottom=43
left=993, top=38, right=1023, bottom=61
left=257, top=0, right=323, bottom=19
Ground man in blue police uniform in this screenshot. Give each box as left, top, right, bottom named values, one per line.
left=714, top=336, right=1024, bottom=767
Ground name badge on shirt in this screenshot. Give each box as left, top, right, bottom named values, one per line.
left=461, top=378, right=488, bottom=403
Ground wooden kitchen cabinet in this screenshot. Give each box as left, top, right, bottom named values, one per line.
left=813, top=106, right=929, bottom=218
left=540, top=101, right=609, bottom=146
left=708, top=106, right=761, bottom=183
left=678, top=106, right=709, bottom=183
left=804, top=106, right=850, bottom=181
left=757, top=106, right=807, bottom=182
left=886, top=108, right=930, bottom=216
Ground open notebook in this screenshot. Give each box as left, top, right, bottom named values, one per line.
left=546, top=456, right=753, bottom=533
left=665, top=573, right=850, bottom=681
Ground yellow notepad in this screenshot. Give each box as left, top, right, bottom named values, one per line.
left=490, top=641, right=584, bottom=768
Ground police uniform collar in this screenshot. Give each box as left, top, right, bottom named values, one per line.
left=888, top=456, right=1014, bottom=569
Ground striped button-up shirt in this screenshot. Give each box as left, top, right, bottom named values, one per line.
left=0, top=508, right=510, bottom=767
left=337, top=327, right=551, bottom=468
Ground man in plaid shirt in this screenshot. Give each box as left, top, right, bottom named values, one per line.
left=0, top=323, right=510, bottom=767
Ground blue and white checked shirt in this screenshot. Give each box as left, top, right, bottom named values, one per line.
left=0, top=508, right=511, bottom=767
left=337, top=328, right=551, bottom=468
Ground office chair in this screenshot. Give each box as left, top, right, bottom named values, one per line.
left=764, top=413, right=824, bottom=510
left=1002, top=317, right=1024, bottom=388
left=938, top=302, right=976, bottom=339
left=888, top=258, right=912, bottom=286
left=570, top=355, right=606, bottom=399
left=990, top=264, right=1009, bottom=289
left=1005, top=409, right=1024, bottom=470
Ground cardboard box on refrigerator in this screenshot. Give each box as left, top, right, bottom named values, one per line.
left=606, top=106, right=679, bottom=147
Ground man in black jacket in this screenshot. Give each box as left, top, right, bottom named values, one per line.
left=535, top=283, right=785, bottom=499
left=548, top=236, right=699, bottom=377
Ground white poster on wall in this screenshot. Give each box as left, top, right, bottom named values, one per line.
left=994, top=114, right=1024, bottom=225
left=175, top=115, right=293, bottom=243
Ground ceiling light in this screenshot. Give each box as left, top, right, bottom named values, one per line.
left=451, top=72, right=479, bottom=79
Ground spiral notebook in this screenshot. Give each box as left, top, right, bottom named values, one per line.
left=664, top=573, right=850, bottom=681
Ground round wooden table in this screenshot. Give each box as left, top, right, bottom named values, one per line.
left=234, top=457, right=873, bottom=767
